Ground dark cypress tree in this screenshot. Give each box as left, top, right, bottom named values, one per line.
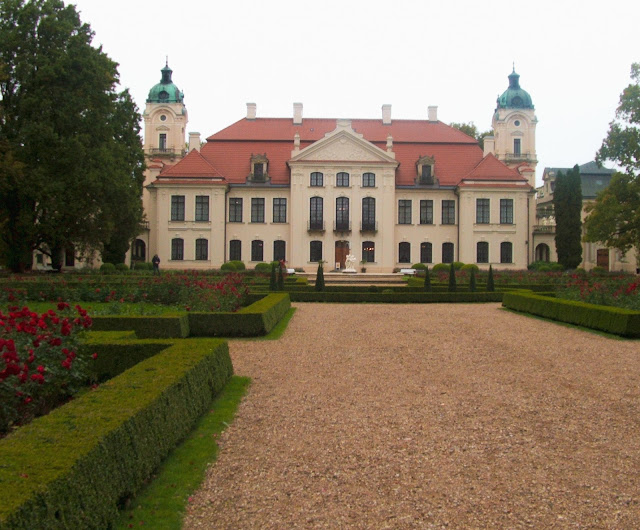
left=315, top=262, right=325, bottom=291
left=423, top=266, right=432, bottom=292
left=448, top=263, right=457, bottom=292
left=277, top=263, right=285, bottom=290
left=553, top=165, right=583, bottom=269
left=487, top=265, right=495, bottom=292
left=269, top=262, right=277, bottom=291
left=469, top=267, right=477, bottom=292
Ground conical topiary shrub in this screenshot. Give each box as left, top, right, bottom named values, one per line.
left=277, top=263, right=285, bottom=290
left=448, top=263, right=457, bottom=292
left=423, top=266, right=432, bottom=292
left=315, top=262, right=325, bottom=291
left=487, top=264, right=495, bottom=292
left=270, top=262, right=277, bottom=291
left=469, top=267, right=476, bottom=292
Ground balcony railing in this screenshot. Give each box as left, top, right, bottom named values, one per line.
left=505, top=152, right=536, bottom=162
left=147, top=148, right=186, bottom=157
left=307, top=220, right=325, bottom=232
left=533, top=225, right=555, bottom=233
left=360, top=220, right=378, bottom=232
left=334, top=220, right=352, bottom=232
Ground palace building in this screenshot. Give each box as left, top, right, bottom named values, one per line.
left=136, top=65, right=540, bottom=272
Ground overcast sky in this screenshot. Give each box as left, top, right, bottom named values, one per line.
left=71, top=0, right=639, bottom=186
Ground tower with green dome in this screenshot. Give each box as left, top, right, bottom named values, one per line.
left=485, top=67, right=538, bottom=185
left=142, top=62, right=188, bottom=160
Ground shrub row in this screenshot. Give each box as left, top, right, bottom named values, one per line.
left=287, top=292, right=504, bottom=303
left=189, top=293, right=291, bottom=337
left=0, top=338, right=233, bottom=529
left=502, top=292, right=640, bottom=337
left=89, top=294, right=291, bottom=338
left=405, top=277, right=555, bottom=291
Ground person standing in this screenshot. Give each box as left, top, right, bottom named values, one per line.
left=152, top=254, right=160, bottom=275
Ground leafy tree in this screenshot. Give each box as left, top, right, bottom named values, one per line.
left=0, top=0, right=144, bottom=271
left=423, top=266, right=431, bottom=292
left=448, top=263, right=456, bottom=292
left=450, top=122, right=492, bottom=151
left=585, top=63, right=640, bottom=263
left=553, top=165, right=583, bottom=269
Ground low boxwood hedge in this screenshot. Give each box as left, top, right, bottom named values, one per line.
left=502, top=292, right=640, bottom=337
left=188, top=293, right=291, bottom=337
left=90, top=313, right=190, bottom=338
left=287, top=292, right=504, bottom=303
left=0, top=338, right=233, bottom=529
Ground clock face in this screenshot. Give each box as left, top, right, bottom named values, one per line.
left=159, top=90, right=169, bottom=100
left=512, top=96, right=523, bottom=107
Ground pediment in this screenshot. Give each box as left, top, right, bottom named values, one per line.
left=290, top=121, right=397, bottom=165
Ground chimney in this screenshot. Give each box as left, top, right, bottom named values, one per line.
left=246, top=102, right=257, bottom=120
left=293, top=102, right=303, bottom=125
left=428, top=106, right=438, bottom=122
left=382, top=104, right=391, bottom=125
left=483, top=135, right=495, bottom=157
left=188, top=132, right=201, bottom=152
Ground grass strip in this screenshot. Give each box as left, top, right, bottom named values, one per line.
left=114, top=376, right=251, bottom=529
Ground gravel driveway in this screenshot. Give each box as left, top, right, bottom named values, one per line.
left=183, top=303, right=640, bottom=529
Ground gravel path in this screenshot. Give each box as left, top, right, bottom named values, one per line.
left=183, top=303, right=640, bottom=529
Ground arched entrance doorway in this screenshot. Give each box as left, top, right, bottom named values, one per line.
left=597, top=249, right=609, bottom=270
left=535, top=243, right=550, bottom=262
left=133, top=239, right=146, bottom=261
left=335, top=240, right=349, bottom=269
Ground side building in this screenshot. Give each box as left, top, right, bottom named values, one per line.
left=137, top=66, right=537, bottom=272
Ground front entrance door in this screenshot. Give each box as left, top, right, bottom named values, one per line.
left=597, top=249, right=609, bottom=270
left=335, top=240, right=349, bottom=269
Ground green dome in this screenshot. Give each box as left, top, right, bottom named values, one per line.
left=147, top=64, right=184, bottom=104
left=496, top=68, right=533, bottom=109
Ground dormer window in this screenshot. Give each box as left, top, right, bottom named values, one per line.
left=416, top=155, right=436, bottom=185
left=249, top=153, right=269, bottom=183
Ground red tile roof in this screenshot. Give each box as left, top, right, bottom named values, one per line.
left=161, top=117, right=517, bottom=188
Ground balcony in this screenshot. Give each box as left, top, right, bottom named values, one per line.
left=147, top=147, right=186, bottom=157
left=360, top=220, right=378, bottom=232
left=334, top=220, right=351, bottom=232
left=505, top=152, right=537, bottom=163
left=307, top=220, right=325, bottom=232
left=533, top=225, right=555, bottom=234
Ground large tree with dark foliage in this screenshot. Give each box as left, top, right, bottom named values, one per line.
left=0, top=0, right=144, bottom=271
left=553, top=165, right=583, bottom=269
left=449, top=122, right=492, bottom=151
left=585, top=63, right=640, bottom=264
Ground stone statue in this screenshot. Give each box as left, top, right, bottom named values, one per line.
left=343, top=253, right=357, bottom=272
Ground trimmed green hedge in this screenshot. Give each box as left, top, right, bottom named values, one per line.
left=405, top=277, right=555, bottom=292
left=90, top=314, right=190, bottom=338
left=188, top=293, right=291, bottom=337
left=288, top=292, right=504, bottom=303
left=502, top=292, right=640, bottom=337
left=0, top=338, right=233, bottom=529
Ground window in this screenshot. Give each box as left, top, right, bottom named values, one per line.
left=442, top=200, right=455, bottom=224
left=273, top=240, right=286, bottom=261
left=171, top=195, right=185, bottom=221
left=310, top=172, right=323, bottom=187
left=251, top=198, right=265, bottom=223
left=195, top=238, right=208, bottom=260
left=362, top=241, right=375, bottom=263
left=159, top=133, right=167, bottom=151
left=442, top=242, right=454, bottom=263
left=477, top=242, right=489, bottom=263
left=171, top=238, right=184, bottom=260
left=398, top=242, right=411, bottom=263
left=273, top=198, right=287, bottom=223
left=420, top=200, right=433, bottom=225
left=398, top=200, right=412, bottom=224
left=253, top=163, right=264, bottom=180
left=514, top=138, right=521, bottom=156
left=362, top=172, right=375, bottom=187
left=65, top=245, right=75, bottom=267
left=229, top=198, right=243, bottom=222
left=336, top=172, right=349, bottom=187
left=310, top=240, right=323, bottom=262
left=476, top=199, right=490, bottom=224
left=500, top=199, right=513, bottom=224
left=420, top=164, right=433, bottom=184
left=229, top=240, right=241, bottom=261
left=310, top=196, right=323, bottom=229
left=500, top=242, right=513, bottom=263
left=195, top=196, right=209, bottom=222
left=251, top=240, right=264, bottom=262
left=420, top=242, right=432, bottom=264
left=336, top=197, right=350, bottom=230
left=362, top=197, right=376, bottom=231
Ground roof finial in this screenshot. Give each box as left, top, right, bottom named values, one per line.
left=166, top=55, right=169, bottom=67
left=512, top=61, right=515, bottom=73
